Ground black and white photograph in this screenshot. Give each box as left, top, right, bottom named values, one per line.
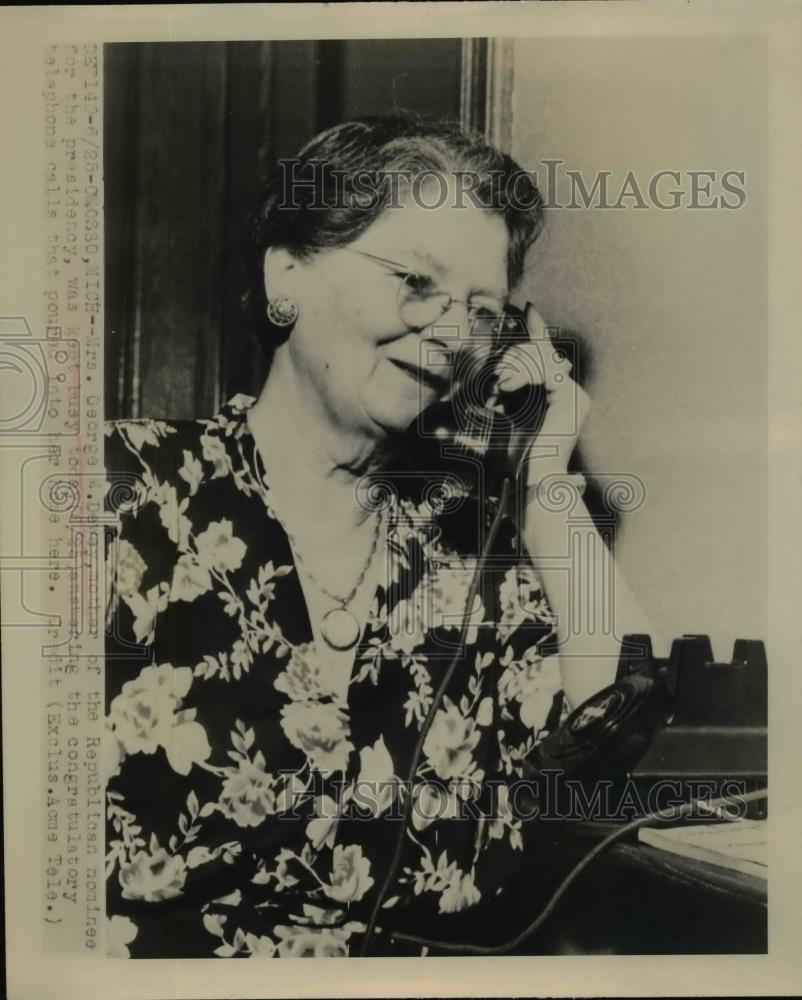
left=1, top=2, right=801, bottom=997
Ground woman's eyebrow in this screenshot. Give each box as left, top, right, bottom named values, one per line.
left=404, top=248, right=446, bottom=274
left=404, top=249, right=507, bottom=297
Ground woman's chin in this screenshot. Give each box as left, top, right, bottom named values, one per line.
left=365, top=391, right=445, bottom=439
left=365, top=405, right=418, bottom=439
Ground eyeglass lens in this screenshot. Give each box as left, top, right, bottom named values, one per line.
left=398, top=277, right=506, bottom=339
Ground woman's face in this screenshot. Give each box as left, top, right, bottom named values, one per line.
left=266, top=175, right=511, bottom=443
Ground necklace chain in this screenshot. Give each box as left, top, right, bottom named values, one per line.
left=283, top=506, right=383, bottom=608
left=250, top=438, right=384, bottom=609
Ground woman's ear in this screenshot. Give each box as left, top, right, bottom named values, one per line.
left=263, top=246, right=298, bottom=301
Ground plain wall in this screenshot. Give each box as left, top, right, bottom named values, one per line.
left=511, top=35, right=768, bottom=660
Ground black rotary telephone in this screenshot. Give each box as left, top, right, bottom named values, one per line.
left=396, top=304, right=678, bottom=782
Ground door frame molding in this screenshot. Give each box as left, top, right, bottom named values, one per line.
left=460, top=37, right=514, bottom=150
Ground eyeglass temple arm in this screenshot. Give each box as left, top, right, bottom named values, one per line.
left=347, top=248, right=411, bottom=272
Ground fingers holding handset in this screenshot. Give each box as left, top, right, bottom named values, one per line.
left=494, top=302, right=572, bottom=394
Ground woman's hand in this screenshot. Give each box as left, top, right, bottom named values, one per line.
left=493, top=303, right=592, bottom=485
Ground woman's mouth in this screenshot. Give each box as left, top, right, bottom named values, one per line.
left=390, top=358, right=449, bottom=393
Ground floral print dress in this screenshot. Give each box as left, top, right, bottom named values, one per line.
left=104, top=394, right=568, bottom=958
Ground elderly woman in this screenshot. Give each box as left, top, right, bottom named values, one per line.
left=104, top=114, right=650, bottom=958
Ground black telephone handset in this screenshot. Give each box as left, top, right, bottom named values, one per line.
left=401, top=302, right=549, bottom=500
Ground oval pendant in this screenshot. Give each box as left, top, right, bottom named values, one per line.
left=321, top=607, right=361, bottom=650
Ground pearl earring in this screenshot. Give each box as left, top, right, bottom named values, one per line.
left=266, top=295, right=299, bottom=327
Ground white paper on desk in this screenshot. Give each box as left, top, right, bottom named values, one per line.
left=638, top=820, right=768, bottom=880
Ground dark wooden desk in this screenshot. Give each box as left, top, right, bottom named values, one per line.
left=527, top=821, right=767, bottom=955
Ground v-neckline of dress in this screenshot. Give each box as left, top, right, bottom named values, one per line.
left=222, top=394, right=403, bottom=704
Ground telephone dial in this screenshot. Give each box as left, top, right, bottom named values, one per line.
left=529, top=634, right=672, bottom=782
